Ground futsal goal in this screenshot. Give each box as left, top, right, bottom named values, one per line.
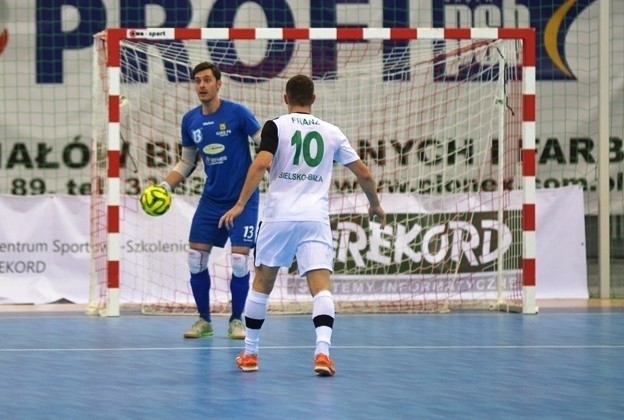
left=90, top=27, right=537, bottom=316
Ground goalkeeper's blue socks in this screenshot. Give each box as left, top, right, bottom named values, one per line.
left=190, top=269, right=211, bottom=321
left=230, top=273, right=250, bottom=321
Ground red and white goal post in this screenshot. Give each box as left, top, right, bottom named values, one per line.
left=89, top=27, right=537, bottom=317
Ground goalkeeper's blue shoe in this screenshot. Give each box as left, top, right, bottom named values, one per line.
left=183, top=319, right=214, bottom=338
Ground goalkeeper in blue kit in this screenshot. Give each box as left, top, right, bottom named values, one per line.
left=147, top=62, right=261, bottom=340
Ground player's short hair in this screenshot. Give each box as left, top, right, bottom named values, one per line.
left=192, top=62, right=221, bottom=80
left=286, top=74, right=315, bottom=106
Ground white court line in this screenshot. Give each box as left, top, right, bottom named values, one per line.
left=0, top=311, right=623, bottom=320
left=1, top=344, right=624, bottom=353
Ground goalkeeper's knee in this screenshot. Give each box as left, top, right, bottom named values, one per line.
left=188, top=249, right=210, bottom=274
left=231, top=253, right=249, bottom=277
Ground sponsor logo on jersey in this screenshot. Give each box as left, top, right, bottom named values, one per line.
left=203, top=143, right=225, bottom=155
left=216, top=123, right=232, bottom=137
left=205, top=155, right=228, bottom=166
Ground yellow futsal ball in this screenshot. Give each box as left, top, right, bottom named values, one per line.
left=140, top=184, right=172, bottom=216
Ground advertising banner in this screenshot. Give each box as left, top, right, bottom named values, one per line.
left=0, top=187, right=588, bottom=305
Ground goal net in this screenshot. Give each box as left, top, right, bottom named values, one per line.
left=90, top=28, right=536, bottom=316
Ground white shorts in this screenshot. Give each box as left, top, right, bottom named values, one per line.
left=254, top=221, right=334, bottom=277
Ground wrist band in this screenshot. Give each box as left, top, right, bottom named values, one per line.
left=159, top=181, right=172, bottom=193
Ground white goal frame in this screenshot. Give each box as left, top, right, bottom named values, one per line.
left=94, top=27, right=537, bottom=316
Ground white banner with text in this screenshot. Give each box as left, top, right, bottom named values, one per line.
left=0, top=187, right=587, bottom=305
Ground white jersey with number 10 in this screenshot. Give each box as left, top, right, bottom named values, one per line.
left=262, top=113, right=360, bottom=224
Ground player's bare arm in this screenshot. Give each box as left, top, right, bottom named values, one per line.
left=219, top=150, right=273, bottom=229
left=346, top=159, right=386, bottom=228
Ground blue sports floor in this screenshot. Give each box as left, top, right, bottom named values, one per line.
left=0, top=303, right=623, bottom=419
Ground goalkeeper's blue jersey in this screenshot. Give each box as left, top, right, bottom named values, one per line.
left=180, top=99, right=261, bottom=205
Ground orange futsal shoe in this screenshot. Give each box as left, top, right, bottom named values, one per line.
left=314, top=353, right=336, bottom=376
left=235, top=351, right=259, bottom=372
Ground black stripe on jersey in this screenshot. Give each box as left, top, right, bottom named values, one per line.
left=259, top=120, right=278, bottom=154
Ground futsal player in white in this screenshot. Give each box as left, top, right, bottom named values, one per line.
left=219, top=74, right=386, bottom=376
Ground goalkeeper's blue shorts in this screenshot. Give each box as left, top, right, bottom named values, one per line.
left=189, top=195, right=258, bottom=249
